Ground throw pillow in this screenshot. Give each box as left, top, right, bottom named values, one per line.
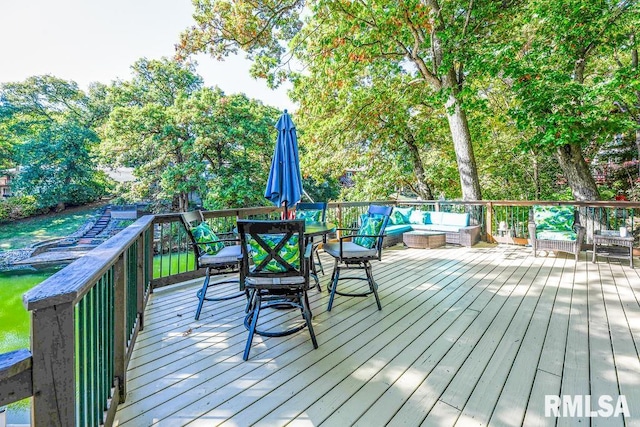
left=191, top=222, right=224, bottom=255
left=394, top=206, right=413, bottom=223
left=409, top=210, right=427, bottom=225
left=389, top=210, right=406, bottom=225
left=353, top=217, right=384, bottom=249
left=533, top=205, right=575, bottom=233
left=249, top=234, right=300, bottom=272
left=296, top=209, right=322, bottom=223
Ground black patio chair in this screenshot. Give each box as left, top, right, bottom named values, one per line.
left=237, top=219, right=318, bottom=361
left=181, top=210, right=245, bottom=320
left=323, top=205, right=393, bottom=311
left=295, top=201, right=328, bottom=290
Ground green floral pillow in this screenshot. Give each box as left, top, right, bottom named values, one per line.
left=389, top=210, right=406, bottom=225
left=353, top=217, right=384, bottom=249
left=394, top=207, right=413, bottom=223
left=249, top=234, right=300, bottom=272
left=295, top=209, right=322, bottom=223
left=533, top=205, right=575, bottom=233
left=191, top=222, right=224, bottom=255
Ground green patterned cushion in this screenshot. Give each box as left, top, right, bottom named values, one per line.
left=536, top=230, right=578, bottom=241
left=394, top=207, right=413, bottom=223
left=389, top=210, right=407, bottom=225
left=353, top=217, right=384, bottom=249
left=533, top=205, right=575, bottom=233
left=249, top=234, right=300, bottom=272
left=296, top=209, right=322, bottom=223
left=191, top=222, right=224, bottom=255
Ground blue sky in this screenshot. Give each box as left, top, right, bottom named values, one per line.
left=0, top=0, right=295, bottom=112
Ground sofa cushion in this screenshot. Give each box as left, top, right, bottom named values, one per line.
left=385, top=224, right=413, bottom=235
left=533, top=205, right=575, bottom=233
left=536, top=230, right=577, bottom=241
left=440, top=212, right=470, bottom=227
left=393, top=207, right=413, bottom=223
left=409, top=210, right=428, bottom=225
left=412, top=224, right=461, bottom=233
left=423, top=211, right=443, bottom=225
left=389, top=210, right=407, bottom=225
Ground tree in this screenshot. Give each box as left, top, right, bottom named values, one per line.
left=101, top=58, right=206, bottom=212
left=496, top=0, right=639, bottom=200
left=101, top=58, right=283, bottom=211
left=292, top=58, right=448, bottom=200
left=177, top=0, right=518, bottom=200
left=0, top=76, right=109, bottom=209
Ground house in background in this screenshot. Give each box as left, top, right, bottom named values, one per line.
left=0, top=169, right=15, bottom=198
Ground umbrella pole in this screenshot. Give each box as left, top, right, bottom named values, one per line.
left=283, top=202, right=288, bottom=219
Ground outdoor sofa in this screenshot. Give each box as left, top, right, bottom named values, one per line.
left=381, top=207, right=482, bottom=248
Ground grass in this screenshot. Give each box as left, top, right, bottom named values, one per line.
left=0, top=203, right=106, bottom=251
left=0, top=266, right=64, bottom=425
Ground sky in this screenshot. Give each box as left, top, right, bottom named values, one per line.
left=0, top=0, right=296, bottom=112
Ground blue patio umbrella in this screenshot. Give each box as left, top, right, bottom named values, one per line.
left=265, top=110, right=303, bottom=218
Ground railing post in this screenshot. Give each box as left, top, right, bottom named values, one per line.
left=30, top=301, right=75, bottom=426
left=114, top=254, right=127, bottom=404
left=337, top=204, right=343, bottom=239
left=137, top=234, right=145, bottom=331
left=486, top=202, right=494, bottom=243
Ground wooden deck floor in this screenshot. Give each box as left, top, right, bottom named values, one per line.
left=113, top=243, right=640, bottom=427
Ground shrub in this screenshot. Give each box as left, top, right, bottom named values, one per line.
left=0, top=196, right=43, bottom=223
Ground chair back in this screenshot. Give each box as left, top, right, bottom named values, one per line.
left=365, top=205, right=393, bottom=259
left=181, top=210, right=207, bottom=258
left=295, top=202, right=327, bottom=222
left=237, top=219, right=308, bottom=283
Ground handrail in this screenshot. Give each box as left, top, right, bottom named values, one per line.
left=24, top=215, right=155, bottom=310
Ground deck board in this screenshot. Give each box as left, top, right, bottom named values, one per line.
left=113, top=244, right=640, bottom=427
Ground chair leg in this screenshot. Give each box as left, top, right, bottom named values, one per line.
left=243, top=292, right=262, bottom=361
left=327, top=263, right=341, bottom=312
left=301, top=290, right=318, bottom=349
left=315, top=248, right=324, bottom=275
left=364, top=261, right=382, bottom=310
left=194, top=268, right=211, bottom=320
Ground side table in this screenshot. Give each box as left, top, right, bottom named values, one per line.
left=592, top=230, right=634, bottom=268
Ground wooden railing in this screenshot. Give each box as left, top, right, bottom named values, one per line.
left=0, top=216, right=154, bottom=427
left=2, top=199, right=640, bottom=426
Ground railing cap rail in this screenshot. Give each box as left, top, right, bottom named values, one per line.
left=23, top=215, right=155, bottom=311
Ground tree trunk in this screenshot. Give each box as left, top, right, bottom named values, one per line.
left=531, top=152, right=541, bottom=199
left=404, top=133, right=434, bottom=200
left=555, top=143, right=600, bottom=200
left=444, top=92, right=482, bottom=200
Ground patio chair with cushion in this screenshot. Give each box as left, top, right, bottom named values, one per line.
left=237, top=219, right=318, bottom=361
left=528, top=205, right=586, bottom=261
left=181, top=210, right=245, bottom=320
left=295, top=201, right=328, bottom=290
left=323, top=205, right=393, bottom=311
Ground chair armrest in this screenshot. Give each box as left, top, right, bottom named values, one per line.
left=339, top=234, right=381, bottom=241
left=190, top=237, right=240, bottom=246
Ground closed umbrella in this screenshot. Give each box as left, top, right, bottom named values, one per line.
left=264, top=110, right=303, bottom=218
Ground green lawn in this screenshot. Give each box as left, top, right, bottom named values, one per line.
left=0, top=203, right=106, bottom=251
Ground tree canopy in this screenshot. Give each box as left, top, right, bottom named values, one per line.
left=2, top=1, right=640, bottom=216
